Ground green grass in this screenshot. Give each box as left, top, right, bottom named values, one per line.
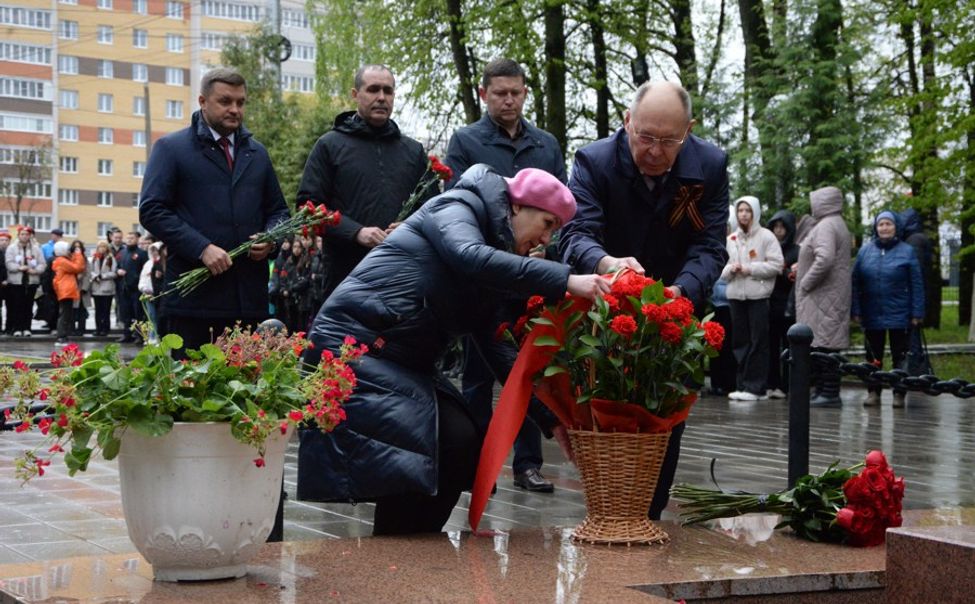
left=850, top=289, right=970, bottom=346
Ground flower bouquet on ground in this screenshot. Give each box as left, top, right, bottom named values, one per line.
left=1, top=327, right=365, bottom=481
left=672, top=450, right=904, bottom=547
left=470, top=269, right=725, bottom=544
left=161, top=201, right=341, bottom=299
left=395, top=154, right=453, bottom=221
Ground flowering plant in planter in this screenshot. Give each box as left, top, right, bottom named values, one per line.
left=1, top=328, right=364, bottom=482
left=672, top=450, right=905, bottom=546
left=505, top=270, right=725, bottom=432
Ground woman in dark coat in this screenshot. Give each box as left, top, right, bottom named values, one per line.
left=279, top=238, right=311, bottom=334
left=852, top=210, right=925, bottom=408
left=298, top=165, right=608, bottom=535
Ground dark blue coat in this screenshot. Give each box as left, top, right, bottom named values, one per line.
left=139, top=111, right=290, bottom=319
left=299, top=165, right=569, bottom=503
left=444, top=115, right=567, bottom=186
left=852, top=213, right=925, bottom=330
left=559, top=128, right=729, bottom=312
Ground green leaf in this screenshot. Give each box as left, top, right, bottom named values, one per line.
left=543, top=365, right=568, bottom=377
left=579, top=335, right=601, bottom=347
left=99, top=366, right=127, bottom=390
left=162, top=333, right=183, bottom=350
left=65, top=447, right=92, bottom=475
left=101, top=436, right=121, bottom=460
left=533, top=336, right=560, bottom=347
left=530, top=317, right=554, bottom=327
left=202, top=399, right=227, bottom=412
left=126, top=406, right=175, bottom=437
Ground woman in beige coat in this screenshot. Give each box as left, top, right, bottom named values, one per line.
left=796, top=186, right=852, bottom=407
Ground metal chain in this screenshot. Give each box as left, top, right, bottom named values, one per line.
left=794, top=350, right=975, bottom=399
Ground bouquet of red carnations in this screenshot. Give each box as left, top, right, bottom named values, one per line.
left=395, top=155, right=453, bottom=221
left=672, top=450, right=904, bottom=546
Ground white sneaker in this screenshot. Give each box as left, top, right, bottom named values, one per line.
left=736, top=391, right=760, bottom=401
left=12, top=330, right=22, bottom=337
left=768, top=388, right=787, bottom=399
left=22, top=330, right=31, bottom=337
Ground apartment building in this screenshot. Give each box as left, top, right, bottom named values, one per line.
left=0, top=0, right=316, bottom=244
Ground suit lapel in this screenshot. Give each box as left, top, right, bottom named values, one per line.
left=232, top=144, right=254, bottom=188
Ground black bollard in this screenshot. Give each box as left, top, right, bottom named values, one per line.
left=787, top=324, right=814, bottom=488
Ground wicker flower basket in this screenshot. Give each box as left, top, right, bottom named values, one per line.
left=568, top=429, right=671, bottom=545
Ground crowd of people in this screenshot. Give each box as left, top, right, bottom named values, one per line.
left=0, top=59, right=935, bottom=538
left=708, top=191, right=928, bottom=409
left=0, top=226, right=164, bottom=345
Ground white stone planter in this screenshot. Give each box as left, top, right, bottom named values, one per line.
left=117, top=422, right=290, bottom=581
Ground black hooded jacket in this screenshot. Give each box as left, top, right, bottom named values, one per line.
left=296, top=111, right=432, bottom=299
left=767, top=208, right=799, bottom=309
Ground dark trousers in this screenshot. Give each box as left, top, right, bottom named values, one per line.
left=6, top=284, right=37, bottom=333
left=462, top=338, right=543, bottom=474
left=117, top=288, right=144, bottom=339
left=768, top=302, right=793, bottom=391
left=56, top=299, right=74, bottom=339
left=93, top=295, right=112, bottom=334
left=864, top=328, right=910, bottom=394
left=729, top=298, right=770, bottom=395
left=373, top=393, right=481, bottom=535
left=648, top=421, right=685, bottom=520
left=165, top=315, right=255, bottom=359
left=708, top=305, right=737, bottom=393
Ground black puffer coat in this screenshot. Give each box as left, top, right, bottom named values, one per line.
left=299, top=165, right=569, bottom=503
left=296, top=111, right=433, bottom=300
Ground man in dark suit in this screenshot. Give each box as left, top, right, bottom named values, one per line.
left=443, top=59, right=566, bottom=493
left=139, top=67, right=289, bottom=352
left=559, top=81, right=730, bottom=519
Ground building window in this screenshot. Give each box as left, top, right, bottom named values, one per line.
left=166, top=34, right=183, bottom=53
left=281, top=9, right=309, bottom=29
left=201, top=1, right=261, bottom=22
left=0, top=113, right=52, bottom=134
left=58, top=55, right=78, bottom=74
left=59, top=0, right=78, bottom=5
left=201, top=32, right=226, bottom=50
left=166, top=1, right=183, bottom=19
left=59, top=221, right=78, bottom=237
left=59, top=89, right=78, bottom=109
left=132, top=63, right=148, bottom=82
left=3, top=179, right=51, bottom=198
left=165, top=67, right=184, bottom=86
left=98, top=127, right=113, bottom=144
left=0, top=148, right=43, bottom=165
left=165, top=100, right=183, bottom=119
left=133, top=29, right=147, bottom=48
left=132, top=0, right=147, bottom=14
left=97, top=159, right=113, bottom=176
left=59, top=20, right=78, bottom=40
left=133, top=161, right=146, bottom=177
left=97, top=0, right=112, bottom=9
left=97, top=222, right=114, bottom=237
left=132, top=96, right=146, bottom=116
left=0, top=42, right=51, bottom=65
left=0, top=77, right=49, bottom=101
left=97, top=93, right=114, bottom=113
left=97, top=25, right=114, bottom=44
left=283, top=74, right=314, bottom=93
left=133, top=130, right=147, bottom=147
left=59, top=156, right=78, bottom=172
left=97, top=59, right=114, bottom=78
left=20, top=216, right=52, bottom=231
left=0, top=7, right=52, bottom=30
left=58, top=124, right=78, bottom=140
left=292, top=44, right=315, bottom=62
left=59, top=189, right=79, bottom=205
left=97, top=191, right=113, bottom=206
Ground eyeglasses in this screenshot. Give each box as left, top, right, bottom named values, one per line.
left=631, top=126, right=689, bottom=150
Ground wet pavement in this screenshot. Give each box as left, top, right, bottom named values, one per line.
left=0, top=331, right=972, bottom=565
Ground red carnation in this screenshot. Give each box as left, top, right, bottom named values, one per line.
left=526, top=295, right=545, bottom=313
left=641, top=303, right=667, bottom=324
left=609, top=314, right=638, bottom=338
left=660, top=321, right=683, bottom=345
left=602, top=294, right=621, bottom=313
left=703, top=321, right=725, bottom=350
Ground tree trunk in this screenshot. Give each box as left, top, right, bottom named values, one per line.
left=805, top=0, right=842, bottom=188
left=543, top=0, right=567, bottom=153
left=445, top=0, right=480, bottom=124
left=671, top=0, right=698, bottom=101
left=586, top=0, right=610, bottom=138
left=960, top=68, right=975, bottom=329
left=918, top=9, right=942, bottom=328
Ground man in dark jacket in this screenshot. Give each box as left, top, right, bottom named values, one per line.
left=140, top=68, right=289, bottom=352
left=767, top=209, right=800, bottom=397
left=444, top=58, right=566, bottom=494
left=559, top=81, right=729, bottom=520
left=296, top=64, right=432, bottom=303
left=898, top=207, right=933, bottom=376
left=115, top=231, right=148, bottom=343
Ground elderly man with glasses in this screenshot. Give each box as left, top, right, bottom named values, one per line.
left=559, top=80, right=729, bottom=520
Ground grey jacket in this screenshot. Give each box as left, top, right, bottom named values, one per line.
left=796, top=186, right=852, bottom=349
left=89, top=254, right=117, bottom=297
left=5, top=240, right=45, bottom=286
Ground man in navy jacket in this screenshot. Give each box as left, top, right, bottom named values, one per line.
left=444, top=59, right=566, bottom=494
left=139, top=68, right=289, bottom=352
left=559, top=81, right=729, bottom=519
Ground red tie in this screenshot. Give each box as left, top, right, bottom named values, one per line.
left=219, top=137, right=233, bottom=171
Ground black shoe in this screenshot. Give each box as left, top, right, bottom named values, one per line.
left=513, top=468, right=554, bottom=493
